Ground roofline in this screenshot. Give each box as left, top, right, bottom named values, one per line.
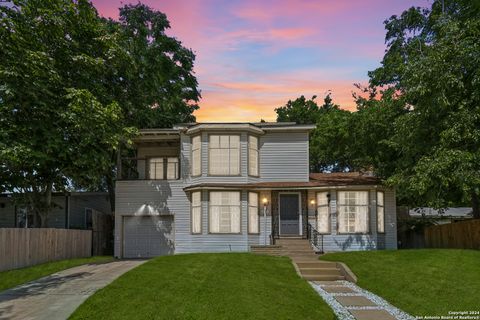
left=183, top=123, right=265, bottom=135
left=183, top=183, right=386, bottom=192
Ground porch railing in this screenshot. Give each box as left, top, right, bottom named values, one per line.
left=307, top=223, right=324, bottom=254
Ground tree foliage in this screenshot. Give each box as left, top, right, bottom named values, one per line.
left=277, top=1, right=480, bottom=216
left=0, top=1, right=200, bottom=225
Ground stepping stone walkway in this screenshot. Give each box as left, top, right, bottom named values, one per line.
left=310, top=280, right=415, bottom=320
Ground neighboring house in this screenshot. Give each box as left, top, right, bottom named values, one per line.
left=0, top=192, right=110, bottom=229
left=115, top=122, right=397, bottom=258
left=408, top=207, right=473, bottom=225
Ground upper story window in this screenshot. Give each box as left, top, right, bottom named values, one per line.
left=337, top=191, right=369, bottom=233
left=248, top=135, right=259, bottom=176
left=148, top=158, right=164, bottom=179
left=148, top=157, right=179, bottom=180
left=191, top=135, right=201, bottom=176
left=209, top=135, right=240, bottom=176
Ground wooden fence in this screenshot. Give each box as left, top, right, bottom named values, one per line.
left=425, top=219, right=480, bottom=250
left=0, top=228, right=92, bottom=272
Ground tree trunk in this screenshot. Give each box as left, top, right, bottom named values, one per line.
left=40, top=183, right=53, bottom=227
left=472, top=189, right=480, bottom=219
left=107, top=172, right=115, bottom=215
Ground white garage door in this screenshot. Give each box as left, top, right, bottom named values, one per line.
left=123, top=216, right=174, bottom=258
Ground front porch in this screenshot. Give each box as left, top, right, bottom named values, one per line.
left=270, top=190, right=309, bottom=240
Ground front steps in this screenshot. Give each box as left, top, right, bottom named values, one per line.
left=251, top=238, right=345, bottom=281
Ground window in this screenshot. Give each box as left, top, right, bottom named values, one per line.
left=167, top=157, right=179, bottom=180
left=85, top=208, right=93, bottom=229
left=15, top=207, right=34, bottom=228
left=248, top=136, right=259, bottom=176
left=316, top=192, right=330, bottom=233
left=148, top=157, right=179, bottom=180
left=337, top=191, right=369, bottom=233
left=191, top=135, right=201, bottom=176
left=191, top=191, right=202, bottom=234
left=248, top=192, right=259, bottom=233
left=377, top=191, right=385, bottom=233
left=209, top=191, right=241, bottom=233
left=209, top=135, right=240, bottom=175
left=148, top=158, right=164, bottom=179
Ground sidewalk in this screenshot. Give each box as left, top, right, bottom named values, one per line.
left=310, top=280, right=415, bottom=320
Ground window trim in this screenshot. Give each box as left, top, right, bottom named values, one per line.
left=377, top=191, right=385, bottom=234
left=146, top=156, right=180, bottom=180
left=316, top=192, right=330, bottom=234
left=191, top=191, right=202, bottom=234
left=248, top=191, right=260, bottom=234
left=207, top=134, right=242, bottom=177
left=248, top=135, right=260, bottom=177
left=208, top=190, right=242, bottom=234
left=336, top=190, right=370, bottom=235
left=191, top=135, right=202, bottom=177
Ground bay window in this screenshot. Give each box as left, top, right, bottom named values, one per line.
left=191, top=191, right=202, bottom=234
left=248, top=192, right=259, bottom=234
left=337, top=191, right=369, bottom=233
left=209, top=191, right=241, bottom=233
left=316, top=192, right=330, bottom=233
left=191, top=135, right=201, bottom=176
left=248, top=136, right=259, bottom=176
left=377, top=191, right=385, bottom=233
left=209, top=135, right=240, bottom=175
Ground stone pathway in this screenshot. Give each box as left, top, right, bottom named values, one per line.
left=0, top=259, right=146, bottom=320
left=310, top=280, right=415, bottom=320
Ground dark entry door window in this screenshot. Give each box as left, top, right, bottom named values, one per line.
left=279, top=194, right=299, bottom=235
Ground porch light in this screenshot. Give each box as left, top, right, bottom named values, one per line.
left=310, top=199, right=315, bottom=206
left=262, top=197, right=268, bottom=205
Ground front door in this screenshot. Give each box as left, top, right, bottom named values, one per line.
left=279, top=194, right=300, bottom=235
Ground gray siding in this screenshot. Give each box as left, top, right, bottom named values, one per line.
left=180, top=131, right=310, bottom=185
left=115, top=181, right=273, bottom=257
left=259, top=132, right=309, bottom=182
left=307, top=187, right=397, bottom=251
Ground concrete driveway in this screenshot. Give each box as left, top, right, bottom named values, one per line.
left=0, top=259, right=146, bottom=320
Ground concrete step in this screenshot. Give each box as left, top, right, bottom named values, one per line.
left=299, top=268, right=342, bottom=276
left=278, top=249, right=315, bottom=254
left=302, top=274, right=345, bottom=281
left=296, top=261, right=337, bottom=268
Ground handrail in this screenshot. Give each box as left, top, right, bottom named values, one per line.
left=307, top=223, right=324, bottom=254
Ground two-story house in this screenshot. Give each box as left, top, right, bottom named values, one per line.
left=114, top=122, right=397, bottom=258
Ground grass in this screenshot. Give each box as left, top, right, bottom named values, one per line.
left=321, top=249, right=480, bottom=316
left=0, top=256, right=113, bottom=292
left=70, top=253, right=335, bottom=320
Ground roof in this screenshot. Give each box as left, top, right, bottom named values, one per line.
left=309, top=172, right=381, bottom=186
left=409, top=207, right=473, bottom=218
left=138, top=122, right=316, bottom=136
left=184, top=172, right=382, bottom=191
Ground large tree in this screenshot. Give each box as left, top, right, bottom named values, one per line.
left=100, top=4, right=200, bottom=212
left=0, top=1, right=200, bottom=224
left=0, top=0, right=130, bottom=226
left=368, top=0, right=480, bottom=215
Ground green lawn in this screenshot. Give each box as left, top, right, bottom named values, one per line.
left=0, top=256, right=113, bottom=292
left=70, top=253, right=334, bottom=320
left=321, top=249, right=480, bottom=316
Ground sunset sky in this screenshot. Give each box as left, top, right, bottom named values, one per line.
left=92, top=0, right=430, bottom=122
